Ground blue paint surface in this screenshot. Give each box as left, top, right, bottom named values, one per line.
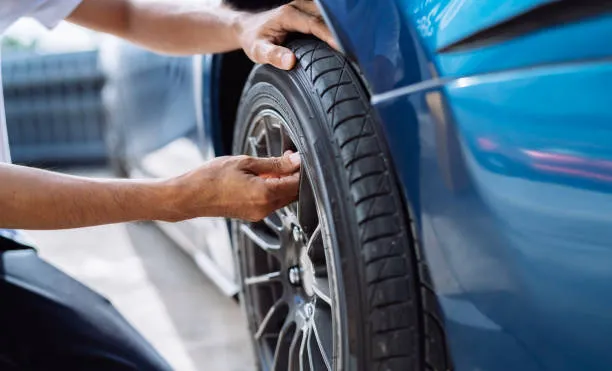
left=321, top=0, right=612, bottom=90
left=321, top=0, right=612, bottom=369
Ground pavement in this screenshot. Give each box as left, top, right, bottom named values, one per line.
left=28, top=221, right=256, bottom=371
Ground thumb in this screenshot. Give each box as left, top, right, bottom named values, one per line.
left=251, top=40, right=296, bottom=70
left=246, top=152, right=301, bottom=175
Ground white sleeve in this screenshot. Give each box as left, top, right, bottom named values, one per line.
left=28, top=0, right=83, bottom=29
left=0, top=0, right=83, bottom=34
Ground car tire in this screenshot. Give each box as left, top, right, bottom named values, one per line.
left=233, top=39, right=451, bottom=371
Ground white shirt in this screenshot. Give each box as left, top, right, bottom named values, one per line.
left=0, top=0, right=82, bottom=163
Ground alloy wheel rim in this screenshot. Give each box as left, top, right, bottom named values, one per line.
left=238, top=109, right=335, bottom=371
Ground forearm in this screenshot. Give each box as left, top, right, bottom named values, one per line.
left=0, top=164, right=175, bottom=229
left=68, top=0, right=244, bottom=55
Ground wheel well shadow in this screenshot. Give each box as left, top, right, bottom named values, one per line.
left=215, top=0, right=290, bottom=155
left=216, top=51, right=253, bottom=155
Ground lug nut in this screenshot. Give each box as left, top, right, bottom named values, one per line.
left=288, top=266, right=301, bottom=286
left=306, top=304, right=314, bottom=318
left=292, top=225, right=303, bottom=243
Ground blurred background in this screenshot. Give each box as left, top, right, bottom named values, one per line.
left=2, top=17, right=254, bottom=371
left=3, top=20, right=104, bottom=164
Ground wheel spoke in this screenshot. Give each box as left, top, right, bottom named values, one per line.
left=247, top=137, right=260, bottom=157
left=255, top=300, right=285, bottom=339
left=312, top=277, right=332, bottom=306
left=313, top=309, right=333, bottom=370
left=287, top=329, right=303, bottom=371
left=271, top=321, right=295, bottom=371
left=306, top=224, right=322, bottom=253
left=299, top=326, right=309, bottom=371
left=306, top=325, right=315, bottom=370
left=245, top=271, right=281, bottom=286
left=263, top=213, right=283, bottom=234
left=240, top=224, right=280, bottom=253
left=306, top=319, right=330, bottom=371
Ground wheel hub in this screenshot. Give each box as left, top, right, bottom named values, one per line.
left=285, top=222, right=317, bottom=298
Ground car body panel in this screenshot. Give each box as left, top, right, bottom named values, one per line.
left=101, top=40, right=237, bottom=295
left=374, top=59, right=612, bottom=371
left=319, top=0, right=612, bottom=93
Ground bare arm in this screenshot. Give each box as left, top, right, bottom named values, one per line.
left=67, top=0, right=336, bottom=69
left=66, top=0, right=242, bottom=55
left=0, top=154, right=300, bottom=230
left=0, top=163, right=169, bottom=229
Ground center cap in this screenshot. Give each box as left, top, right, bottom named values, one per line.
left=299, top=247, right=315, bottom=297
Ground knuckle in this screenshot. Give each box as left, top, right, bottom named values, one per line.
left=312, top=18, right=326, bottom=34
left=237, top=155, right=252, bottom=166
left=279, top=4, right=293, bottom=16
left=263, top=48, right=274, bottom=62
left=272, top=158, right=283, bottom=171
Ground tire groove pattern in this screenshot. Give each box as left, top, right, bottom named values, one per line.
left=289, top=40, right=452, bottom=371
left=350, top=170, right=386, bottom=186
left=321, top=81, right=352, bottom=98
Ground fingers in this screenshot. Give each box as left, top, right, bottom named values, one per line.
left=265, top=172, right=300, bottom=195
left=241, top=1, right=339, bottom=70
left=243, top=152, right=301, bottom=175
left=242, top=167, right=299, bottom=221
left=251, top=40, right=296, bottom=70
left=264, top=172, right=300, bottom=207
left=290, top=1, right=320, bottom=17
left=280, top=5, right=339, bottom=50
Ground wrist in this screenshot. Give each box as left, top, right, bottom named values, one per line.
left=154, top=174, right=219, bottom=223
left=144, top=179, right=187, bottom=223
left=229, top=9, right=250, bottom=48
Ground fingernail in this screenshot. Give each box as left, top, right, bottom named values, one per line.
left=282, top=53, right=294, bottom=69
left=289, top=152, right=301, bottom=165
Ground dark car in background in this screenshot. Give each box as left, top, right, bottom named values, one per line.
left=102, top=1, right=612, bottom=370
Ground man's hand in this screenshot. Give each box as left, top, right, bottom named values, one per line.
left=68, top=0, right=337, bottom=69
left=234, top=0, right=338, bottom=70
left=0, top=153, right=300, bottom=230
left=165, top=152, right=301, bottom=222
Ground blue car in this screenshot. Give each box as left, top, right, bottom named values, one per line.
left=102, top=1, right=612, bottom=370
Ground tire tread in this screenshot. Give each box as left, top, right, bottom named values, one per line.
left=289, top=39, right=452, bottom=371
